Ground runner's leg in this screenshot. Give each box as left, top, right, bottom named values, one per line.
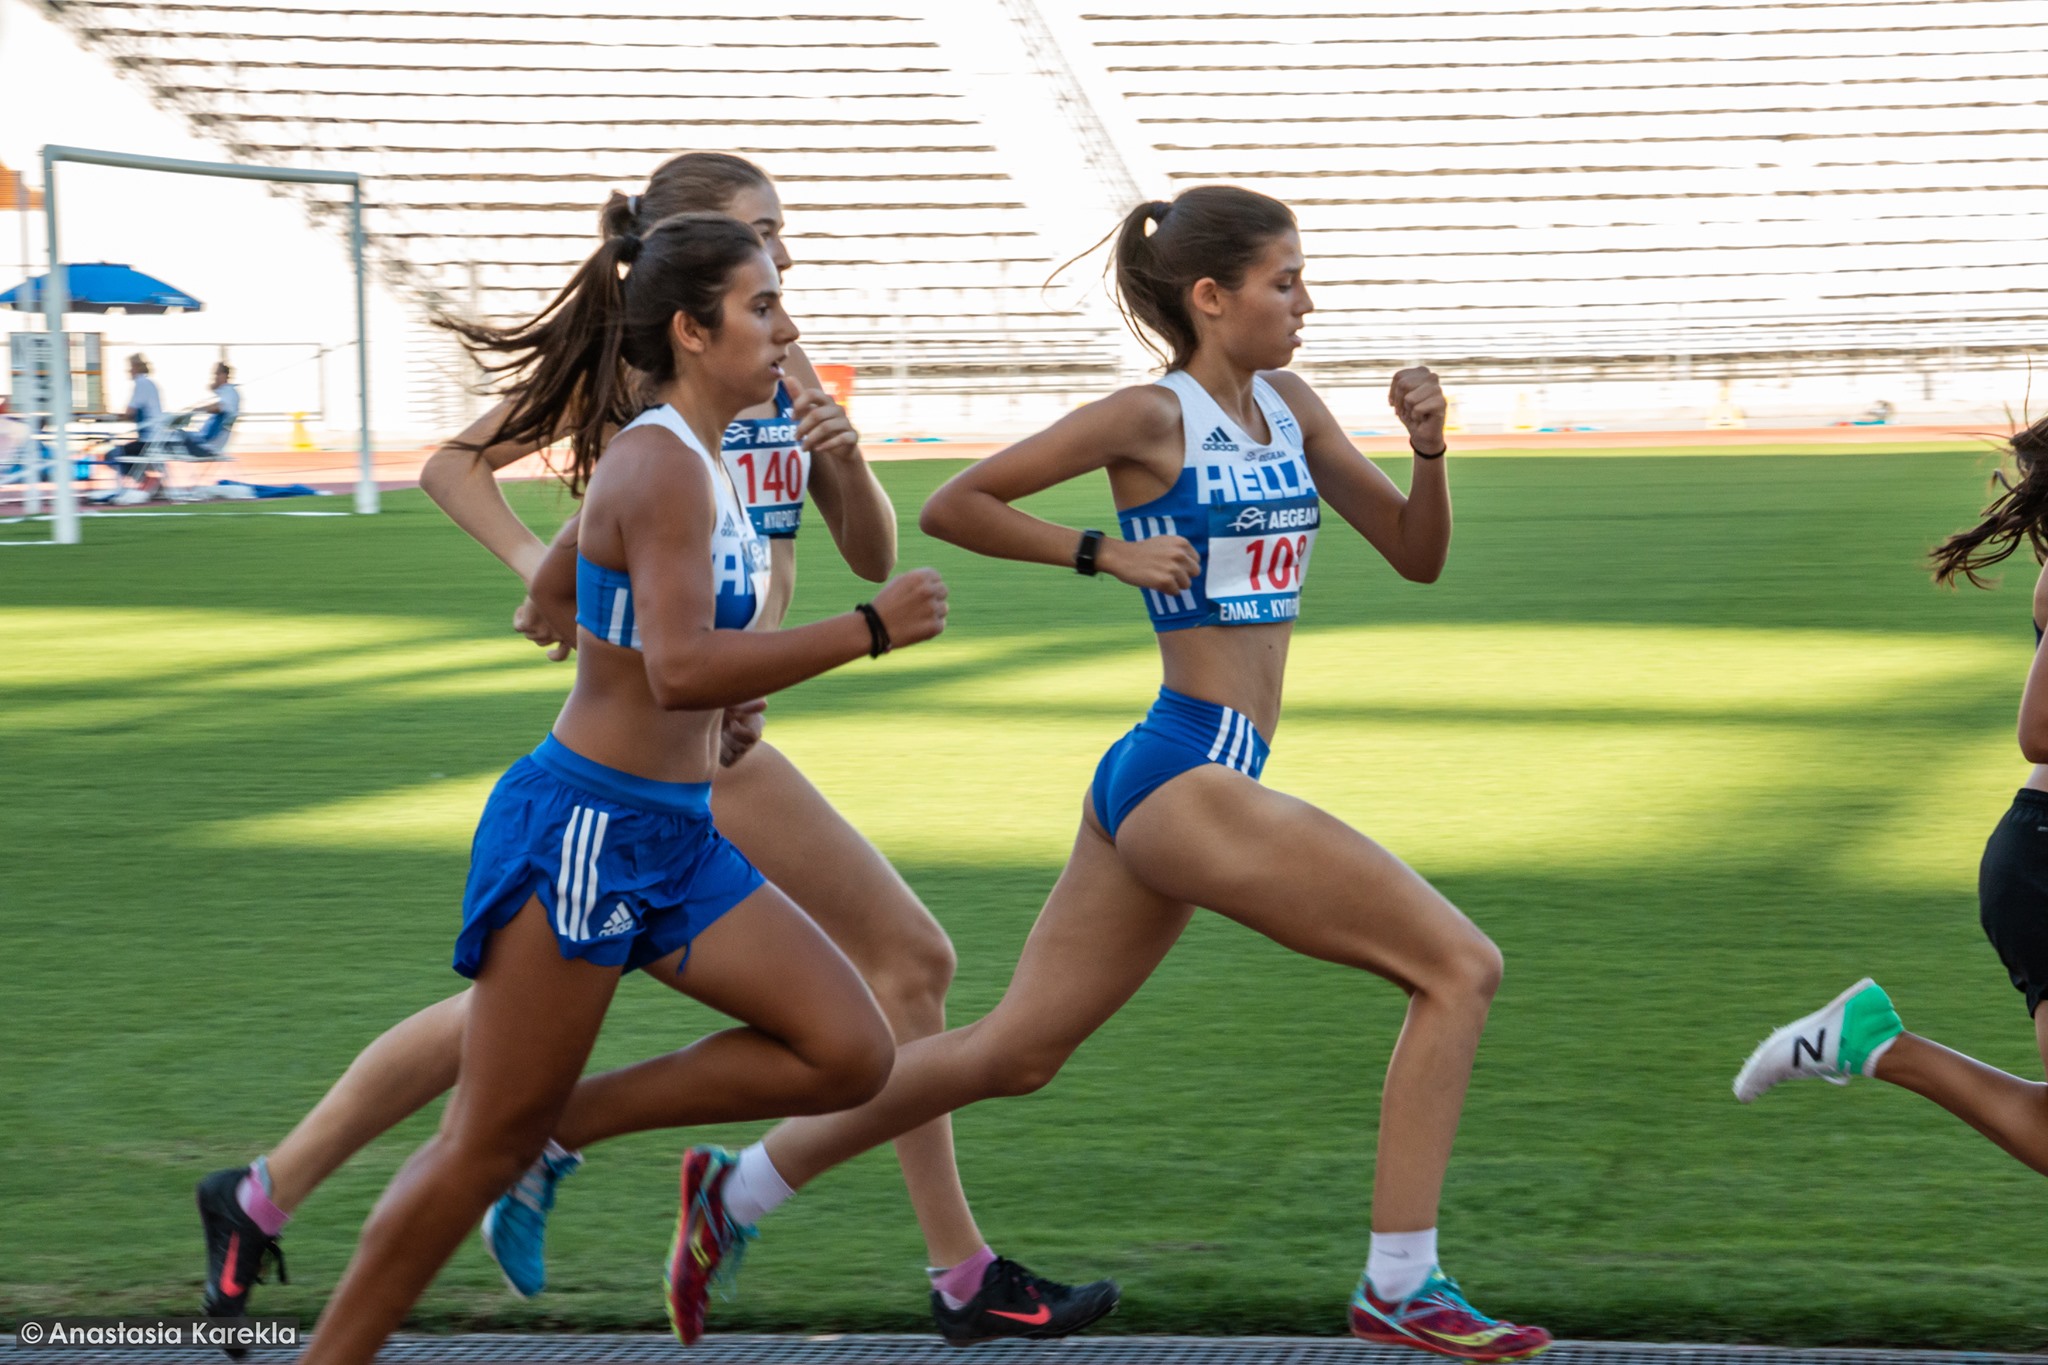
left=710, top=740, right=979, bottom=1261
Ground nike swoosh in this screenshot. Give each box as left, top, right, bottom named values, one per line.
left=218, top=1232, right=246, bottom=1298
left=987, top=1306, right=1052, bottom=1325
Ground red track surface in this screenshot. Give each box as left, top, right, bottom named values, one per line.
left=182, top=424, right=2007, bottom=490
left=3, top=424, right=1990, bottom=516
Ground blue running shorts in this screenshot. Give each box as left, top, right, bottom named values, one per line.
left=1090, top=686, right=1271, bottom=840
left=454, top=734, right=765, bottom=979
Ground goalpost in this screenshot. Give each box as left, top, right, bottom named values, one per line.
left=31, top=144, right=374, bottom=545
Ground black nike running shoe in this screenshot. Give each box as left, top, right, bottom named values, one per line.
left=930, top=1256, right=1119, bottom=1347
left=196, top=1166, right=288, bottom=1359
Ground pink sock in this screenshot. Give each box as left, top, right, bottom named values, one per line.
left=236, top=1164, right=290, bottom=1238
left=930, top=1246, right=996, bottom=1311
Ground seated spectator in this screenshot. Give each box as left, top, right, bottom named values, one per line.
left=184, top=362, right=240, bottom=457
left=106, top=353, right=168, bottom=498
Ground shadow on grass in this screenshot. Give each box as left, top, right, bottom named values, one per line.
left=5, top=454, right=2046, bottom=1345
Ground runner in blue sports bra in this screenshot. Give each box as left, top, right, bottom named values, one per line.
left=291, top=212, right=951, bottom=1365
left=198, top=153, right=1117, bottom=1353
left=578, top=404, right=772, bottom=641
left=712, top=185, right=1552, bottom=1361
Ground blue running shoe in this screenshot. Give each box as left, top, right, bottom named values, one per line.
left=480, top=1147, right=583, bottom=1298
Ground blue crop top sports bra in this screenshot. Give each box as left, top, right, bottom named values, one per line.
left=721, top=382, right=811, bottom=539
left=1119, top=370, right=1320, bottom=631
left=576, top=405, right=771, bottom=649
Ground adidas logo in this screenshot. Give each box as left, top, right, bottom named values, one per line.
left=720, top=513, right=739, bottom=537
left=1200, top=425, right=1237, bottom=453
left=596, top=902, right=634, bottom=938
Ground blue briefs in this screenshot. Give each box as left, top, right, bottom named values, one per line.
left=1090, top=686, right=1271, bottom=840
left=454, top=734, right=765, bottom=978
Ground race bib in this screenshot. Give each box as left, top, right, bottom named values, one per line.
left=1203, top=495, right=1320, bottom=624
left=722, top=424, right=809, bottom=538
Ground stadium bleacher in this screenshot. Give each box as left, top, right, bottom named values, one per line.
left=35, top=0, right=2048, bottom=406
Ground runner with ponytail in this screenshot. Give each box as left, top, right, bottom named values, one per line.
left=622, top=185, right=1553, bottom=1358
left=1735, top=417, right=2048, bottom=1187
left=195, top=155, right=1116, bottom=1351
left=269, top=209, right=954, bottom=1365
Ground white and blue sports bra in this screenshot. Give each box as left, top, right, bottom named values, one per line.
left=576, top=404, right=771, bottom=648
left=1118, top=370, right=1320, bottom=632
left=720, top=382, right=810, bottom=540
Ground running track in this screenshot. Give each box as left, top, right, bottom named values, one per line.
left=5, top=1336, right=2044, bottom=1365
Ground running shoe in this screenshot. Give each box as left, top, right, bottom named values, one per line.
left=1732, top=977, right=1903, bottom=1103
left=1350, top=1268, right=1552, bottom=1362
left=665, top=1146, right=757, bottom=1346
left=480, top=1147, right=583, bottom=1298
left=930, top=1256, right=1120, bottom=1347
left=196, top=1167, right=288, bottom=1360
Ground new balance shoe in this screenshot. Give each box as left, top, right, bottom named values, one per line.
left=930, top=1256, right=1120, bottom=1347
left=1350, top=1268, right=1551, bottom=1362
left=1733, top=977, right=1903, bottom=1103
left=196, top=1167, right=288, bottom=1360
left=665, top=1146, right=757, bottom=1346
left=480, top=1147, right=583, bottom=1298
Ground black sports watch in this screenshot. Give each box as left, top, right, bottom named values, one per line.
left=1074, top=528, right=1105, bottom=576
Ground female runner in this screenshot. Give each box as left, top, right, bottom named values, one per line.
left=197, top=153, right=1114, bottom=1350
left=1735, top=418, right=2048, bottom=1183
left=657, top=185, right=1554, bottom=1359
left=288, top=210, right=951, bottom=1365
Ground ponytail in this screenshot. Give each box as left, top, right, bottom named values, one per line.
left=1109, top=186, right=1296, bottom=371
left=1932, top=416, right=2048, bottom=587
left=603, top=153, right=772, bottom=241
left=440, top=212, right=765, bottom=496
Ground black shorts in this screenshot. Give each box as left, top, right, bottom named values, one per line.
left=1979, top=788, right=2048, bottom=1016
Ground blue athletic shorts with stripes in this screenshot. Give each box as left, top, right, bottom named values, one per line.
left=453, top=734, right=765, bottom=979
left=1090, top=686, right=1271, bottom=840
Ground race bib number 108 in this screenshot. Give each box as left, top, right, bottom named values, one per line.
left=1204, top=495, right=1320, bottom=624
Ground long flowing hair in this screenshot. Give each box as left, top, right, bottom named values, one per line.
left=440, top=212, right=765, bottom=496
left=1932, top=416, right=2048, bottom=588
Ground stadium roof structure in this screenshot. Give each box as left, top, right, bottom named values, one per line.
left=37, top=0, right=2048, bottom=391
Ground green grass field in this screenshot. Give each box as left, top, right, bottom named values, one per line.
left=7, top=446, right=2048, bottom=1348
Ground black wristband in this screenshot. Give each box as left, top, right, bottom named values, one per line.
left=1411, top=440, right=1447, bottom=460
left=1074, top=528, right=1104, bottom=576
left=854, top=602, right=891, bottom=658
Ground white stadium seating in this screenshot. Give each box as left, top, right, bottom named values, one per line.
left=37, top=0, right=2048, bottom=423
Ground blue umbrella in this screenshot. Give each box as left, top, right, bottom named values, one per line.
left=1, top=262, right=203, bottom=314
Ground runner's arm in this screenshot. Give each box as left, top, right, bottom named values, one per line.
left=2021, top=562, right=2048, bottom=762
left=614, top=433, right=946, bottom=710
left=419, top=398, right=565, bottom=585
left=786, top=344, right=896, bottom=582
left=1269, top=368, right=1450, bottom=584
left=919, top=385, right=1198, bottom=592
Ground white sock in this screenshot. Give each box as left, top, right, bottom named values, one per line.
left=1367, top=1228, right=1437, bottom=1303
left=721, top=1143, right=795, bottom=1227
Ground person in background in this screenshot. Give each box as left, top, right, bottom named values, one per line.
left=184, top=361, right=240, bottom=457
left=105, top=352, right=167, bottom=499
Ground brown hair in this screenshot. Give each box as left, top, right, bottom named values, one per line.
left=1931, top=416, right=2048, bottom=587
left=603, top=153, right=773, bottom=243
left=442, top=212, right=765, bottom=496
left=1110, top=186, right=1297, bottom=371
